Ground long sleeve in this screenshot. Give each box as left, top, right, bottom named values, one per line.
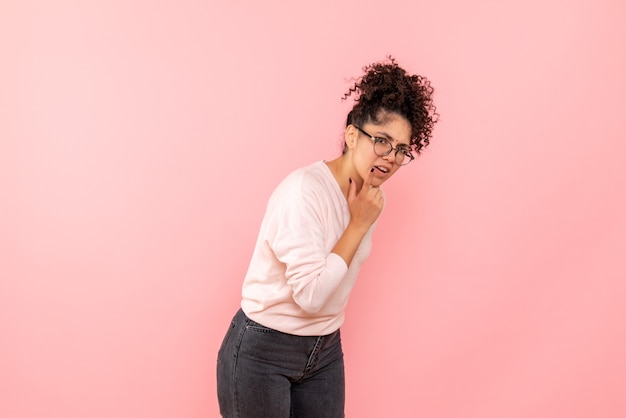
left=266, top=176, right=349, bottom=313
left=241, top=161, right=373, bottom=336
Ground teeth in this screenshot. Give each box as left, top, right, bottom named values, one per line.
left=376, top=166, right=389, bottom=173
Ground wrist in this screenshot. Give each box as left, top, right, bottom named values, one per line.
left=346, top=219, right=371, bottom=236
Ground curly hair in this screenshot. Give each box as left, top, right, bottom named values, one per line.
left=342, top=56, right=438, bottom=155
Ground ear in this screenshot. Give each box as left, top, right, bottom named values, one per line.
left=344, top=124, right=359, bottom=151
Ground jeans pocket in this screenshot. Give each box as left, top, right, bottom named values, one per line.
left=245, top=319, right=277, bottom=334
left=217, top=319, right=236, bottom=362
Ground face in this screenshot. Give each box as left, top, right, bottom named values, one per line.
left=344, top=113, right=413, bottom=187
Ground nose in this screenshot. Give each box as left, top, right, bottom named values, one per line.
left=382, top=150, right=396, bottom=164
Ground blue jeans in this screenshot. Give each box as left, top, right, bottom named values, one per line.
left=217, top=309, right=345, bottom=418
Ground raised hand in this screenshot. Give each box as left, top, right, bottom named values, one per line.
left=347, top=167, right=384, bottom=231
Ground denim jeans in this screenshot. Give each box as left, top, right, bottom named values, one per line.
left=217, top=309, right=345, bottom=418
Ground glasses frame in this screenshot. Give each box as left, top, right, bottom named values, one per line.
left=354, top=126, right=415, bottom=166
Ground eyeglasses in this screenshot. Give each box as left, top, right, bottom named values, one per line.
left=355, top=126, right=415, bottom=166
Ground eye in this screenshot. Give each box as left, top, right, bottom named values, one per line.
left=373, top=137, right=388, bottom=145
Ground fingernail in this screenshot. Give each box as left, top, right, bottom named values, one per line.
left=370, top=168, right=374, bottom=172
left=349, top=178, right=352, bottom=184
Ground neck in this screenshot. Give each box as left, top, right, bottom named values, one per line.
left=325, top=156, right=362, bottom=199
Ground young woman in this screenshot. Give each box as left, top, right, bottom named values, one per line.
left=216, top=57, right=437, bottom=418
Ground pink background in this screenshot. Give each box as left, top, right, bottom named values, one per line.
left=2, top=1, right=625, bottom=417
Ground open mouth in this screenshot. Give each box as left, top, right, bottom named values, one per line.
left=374, top=165, right=389, bottom=174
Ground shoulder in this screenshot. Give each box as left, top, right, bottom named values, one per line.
left=265, top=161, right=334, bottom=214
left=274, top=161, right=330, bottom=195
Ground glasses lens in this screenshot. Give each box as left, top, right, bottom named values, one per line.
left=373, top=138, right=392, bottom=157
left=371, top=136, right=413, bottom=165
left=396, top=150, right=413, bottom=166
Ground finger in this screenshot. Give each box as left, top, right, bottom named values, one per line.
left=362, top=167, right=375, bottom=192
left=347, top=178, right=357, bottom=202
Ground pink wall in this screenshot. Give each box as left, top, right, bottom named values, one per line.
left=2, top=0, right=625, bottom=417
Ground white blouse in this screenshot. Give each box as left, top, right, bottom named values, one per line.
left=241, top=161, right=374, bottom=336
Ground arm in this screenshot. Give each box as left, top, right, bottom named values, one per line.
left=332, top=168, right=384, bottom=266
left=266, top=167, right=382, bottom=313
